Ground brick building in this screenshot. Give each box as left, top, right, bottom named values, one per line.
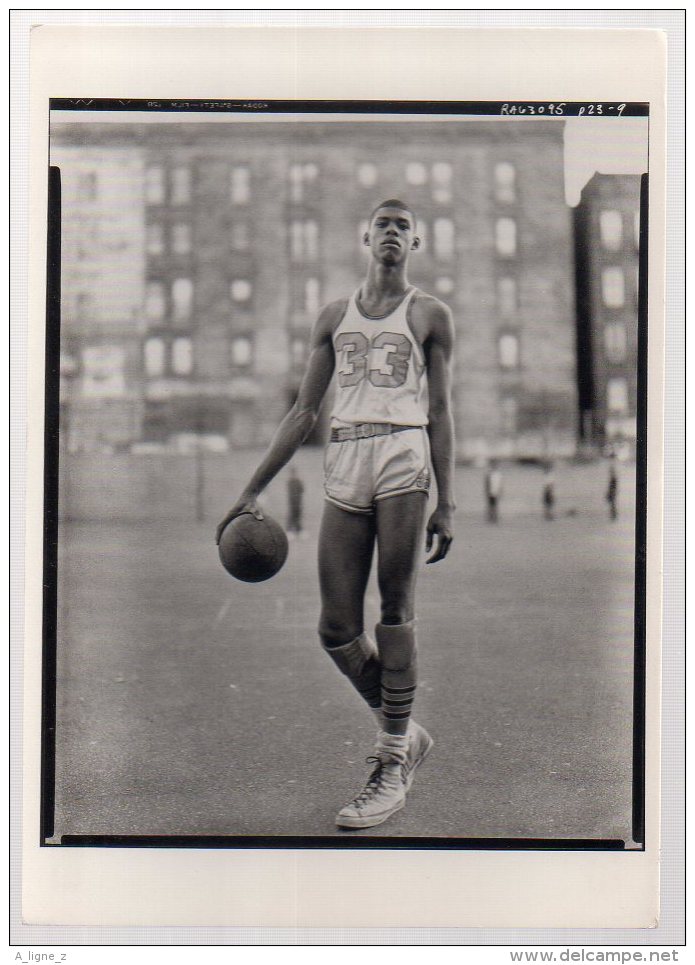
left=573, top=173, right=642, bottom=450
left=54, top=143, right=146, bottom=451
left=51, top=118, right=579, bottom=459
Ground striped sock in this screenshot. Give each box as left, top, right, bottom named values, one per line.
left=375, top=622, right=417, bottom=736
left=381, top=681, right=417, bottom=728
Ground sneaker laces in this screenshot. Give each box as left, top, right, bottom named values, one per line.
left=349, top=756, right=401, bottom=810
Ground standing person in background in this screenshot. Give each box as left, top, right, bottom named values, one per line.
left=216, top=199, right=455, bottom=830
left=606, top=452, right=619, bottom=521
left=485, top=459, right=503, bottom=523
left=542, top=461, right=556, bottom=521
left=286, top=465, right=305, bottom=538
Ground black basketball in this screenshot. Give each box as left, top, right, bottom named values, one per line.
left=218, top=512, right=289, bottom=583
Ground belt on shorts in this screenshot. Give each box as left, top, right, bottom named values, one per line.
left=329, top=423, right=419, bottom=443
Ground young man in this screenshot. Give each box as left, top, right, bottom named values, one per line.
left=485, top=459, right=503, bottom=524
left=216, top=199, right=455, bottom=829
left=542, top=462, right=556, bottom=521
left=286, top=465, right=305, bottom=537
left=606, top=453, right=619, bottom=521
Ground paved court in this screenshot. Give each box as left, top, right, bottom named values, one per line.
left=53, top=458, right=637, bottom=841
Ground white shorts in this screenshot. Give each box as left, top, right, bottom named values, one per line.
left=324, top=427, right=431, bottom=515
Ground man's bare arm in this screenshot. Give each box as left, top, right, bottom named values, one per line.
left=424, top=301, right=456, bottom=563
left=215, top=302, right=342, bottom=542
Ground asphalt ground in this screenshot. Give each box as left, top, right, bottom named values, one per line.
left=53, top=458, right=637, bottom=841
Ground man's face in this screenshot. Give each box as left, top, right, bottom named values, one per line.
left=365, top=206, right=420, bottom=266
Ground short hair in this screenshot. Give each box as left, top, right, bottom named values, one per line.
left=369, top=198, right=417, bottom=226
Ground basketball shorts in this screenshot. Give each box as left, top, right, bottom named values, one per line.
left=324, top=427, right=431, bottom=515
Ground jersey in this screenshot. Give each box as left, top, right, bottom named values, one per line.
left=331, top=286, right=428, bottom=428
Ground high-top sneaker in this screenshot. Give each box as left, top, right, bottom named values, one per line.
left=403, top=721, right=434, bottom=792
left=336, top=733, right=408, bottom=829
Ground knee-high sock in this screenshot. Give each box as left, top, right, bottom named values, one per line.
left=376, top=621, right=417, bottom=736
left=322, top=633, right=382, bottom=710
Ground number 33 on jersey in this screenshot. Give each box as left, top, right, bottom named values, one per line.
left=331, top=287, right=429, bottom=428
left=336, top=331, right=411, bottom=388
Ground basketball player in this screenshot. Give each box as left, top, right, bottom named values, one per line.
left=216, top=200, right=455, bottom=829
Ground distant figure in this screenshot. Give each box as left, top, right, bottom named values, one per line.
left=542, top=462, right=556, bottom=521
left=286, top=465, right=305, bottom=536
left=606, top=454, right=619, bottom=521
left=485, top=460, right=503, bottom=523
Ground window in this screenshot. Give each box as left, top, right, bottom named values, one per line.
left=304, top=221, right=318, bottom=260
left=604, top=323, right=627, bottom=363
left=495, top=218, right=517, bottom=257
left=172, top=224, right=191, bottom=255
left=432, top=162, right=452, bottom=203
left=602, top=267, right=625, bottom=308
left=81, top=345, right=125, bottom=399
left=497, top=277, right=517, bottom=316
left=172, top=337, right=193, bottom=375
left=406, top=161, right=427, bottom=186
left=498, top=333, right=519, bottom=369
left=600, top=210, right=623, bottom=251
left=290, top=220, right=318, bottom=262
left=494, top=162, right=516, bottom=203
left=291, top=336, right=306, bottom=367
left=231, top=335, right=252, bottom=367
left=305, top=278, right=320, bottom=315
left=500, top=396, right=518, bottom=434
left=78, top=172, right=98, bottom=202
left=146, top=223, right=164, bottom=256
left=144, top=337, right=193, bottom=377
left=607, top=377, right=629, bottom=413
left=172, top=278, right=193, bottom=321
left=289, top=165, right=302, bottom=203
left=433, top=218, right=455, bottom=260
left=290, top=222, right=303, bottom=261
left=230, top=279, right=252, bottom=303
left=145, top=281, right=166, bottom=321
left=144, top=337, right=166, bottom=377
left=289, top=162, right=318, bottom=203
left=357, top=163, right=378, bottom=188
left=231, top=221, right=250, bottom=251
left=170, top=166, right=191, bottom=205
left=435, top=276, right=454, bottom=296
left=145, top=167, right=165, bottom=205
left=230, top=166, right=250, bottom=205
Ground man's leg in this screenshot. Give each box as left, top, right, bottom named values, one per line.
left=375, top=492, right=434, bottom=792
left=335, top=492, right=431, bottom=829
left=318, top=501, right=403, bottom=830
left=318, top=502, right=380, bottom=713
left=375, top=492, right=428, bottom=737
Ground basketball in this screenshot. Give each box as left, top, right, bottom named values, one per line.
left=218, top=512, right=289, bottom=583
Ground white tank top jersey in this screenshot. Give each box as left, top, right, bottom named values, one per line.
left=331, top=286, right=428, bottom=428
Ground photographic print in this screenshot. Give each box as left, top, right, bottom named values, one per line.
left=44, top=101, right=648, bottom=846
left=22, top=24, right=668, bottom=930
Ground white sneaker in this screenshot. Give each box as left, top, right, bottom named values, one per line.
left=336, top=756, right=406, bottom=829
left=403, top=721, right=434, bottom=793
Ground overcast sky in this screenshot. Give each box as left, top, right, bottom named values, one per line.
left=563, top=116, right=649, bottom=206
